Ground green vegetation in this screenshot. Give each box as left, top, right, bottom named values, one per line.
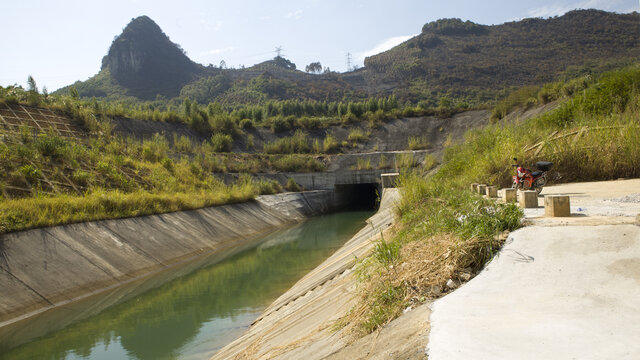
left=284, top=178, right=302, bottom=192
left=446, top=64, right=640, bottom=188
left=352, top=158, right=372, bottom=171
left=263, top=130, right=310, bottom=154
left=340, top=63, right=640, bottom=337
left=365, top=10, right=639, bottom=105
left=407, top=136, right=430, bottom=150
left=0, top=91, right=332, bottom=233
left=347, top=128, right=369, bottom=143
left=0, top=124, right=302, bottom=233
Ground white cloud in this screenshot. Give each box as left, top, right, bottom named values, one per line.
left=527, top=0, right=624, bottom=18
left=259, top=15, right=272, bottom=21
left=201, top=46, right=236, bottom=56
left=357, top=34, right=417, bottom=62
left=286, top=9, right=303, bottom=19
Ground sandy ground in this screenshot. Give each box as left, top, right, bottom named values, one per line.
left=428, top=179, right=640, bottom=359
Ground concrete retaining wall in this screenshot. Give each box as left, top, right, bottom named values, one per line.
left=0, top=190, right=340, bottom=330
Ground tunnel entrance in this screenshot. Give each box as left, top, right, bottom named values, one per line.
left=334, top=183, right=381, bottom=211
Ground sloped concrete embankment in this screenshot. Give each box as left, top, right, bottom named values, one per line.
left=0, top=191, right=341, bottom=349
left=212, top=188, right=400, bottom=360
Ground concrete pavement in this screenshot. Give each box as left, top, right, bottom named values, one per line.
left=428, top=180, right=640, bottom=359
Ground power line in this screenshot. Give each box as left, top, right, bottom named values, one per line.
left=275, top=46, right=283, bottom=58
left=345, top=52, right=352, bottom=71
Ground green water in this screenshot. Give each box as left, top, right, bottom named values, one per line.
left=0, top=211, right=372, bottom=360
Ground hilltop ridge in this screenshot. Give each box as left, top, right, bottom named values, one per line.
left=58, top=9, right=640, bottom=105
left=99, top=16, right=204, bottom=99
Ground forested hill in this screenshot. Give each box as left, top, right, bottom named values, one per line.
left=58, top=10, right=639, bottom=105
left=362, top=9, right=640, bottom=105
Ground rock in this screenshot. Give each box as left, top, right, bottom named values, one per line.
left=459, top=272, right=471, bottom=281
left=428, top=285, right=442, bottom=296
left=446, top=279, right=457, bottom=289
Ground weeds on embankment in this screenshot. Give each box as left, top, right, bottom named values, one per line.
left=338, top=63, right=640, bottom=337
left=338, top=173, right=522, bottom=336
left=0, top=127, right=288, bottom=233
left=439, top=64, right=640, bottom=188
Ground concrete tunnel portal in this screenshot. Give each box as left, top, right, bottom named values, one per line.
left=334, top=183, right=381, bottom=211
left=244, top=169, right=392, bottom=211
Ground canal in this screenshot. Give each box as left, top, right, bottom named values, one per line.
left=0, top=210, right=373, bottom=360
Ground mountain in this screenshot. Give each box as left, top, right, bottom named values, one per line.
left=59, top=10, right=639, bottom=105
left=362, top=9, right=640, bottom=104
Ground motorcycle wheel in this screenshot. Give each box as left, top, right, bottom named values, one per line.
left=533, top=177, right=546, bottom=195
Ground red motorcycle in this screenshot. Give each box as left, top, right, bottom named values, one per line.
left=512, top=158, right=553, bottom=195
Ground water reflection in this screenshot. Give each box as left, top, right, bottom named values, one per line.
left=0, top=211, right=372, bottom=360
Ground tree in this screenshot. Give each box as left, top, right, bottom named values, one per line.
left=219, top=60, right=227, bottom=69
left=27, top=75, right=38, bottom=93
left=305, top=62, right=322, bottom=74
left=69, top=86, right=79, bottom=99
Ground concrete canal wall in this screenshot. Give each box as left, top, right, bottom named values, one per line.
left=0, top=190, right=342, bottom=330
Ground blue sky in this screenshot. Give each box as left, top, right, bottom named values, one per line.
left=1, top=0, right=637, bottom=91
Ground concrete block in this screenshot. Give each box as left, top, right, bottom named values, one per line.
left=519, top=190, right=538, bottom=208
left=485, top=186, right=498, bottom=198
left=502, top=188, right=517, bottom=203
left=381, top=173, right=400, bottom=188
left=544, top=195, right=571, bottom=217
left=476, top=184, right=487, bottom=195
left=471, top=183, right=479, bottom=192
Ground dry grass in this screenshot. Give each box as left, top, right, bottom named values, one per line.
left=339, top=231, right=507, bottom=338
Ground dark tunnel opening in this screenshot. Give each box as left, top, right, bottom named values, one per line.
left=334, top=183, right=381, bottom=211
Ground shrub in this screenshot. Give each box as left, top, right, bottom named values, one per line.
left=71, top=169, right=92, bottom=187
left=284, top=177, right=301, bottom=192
left=19, top=164, right=41, bottom=184
left=161, top=157, right=175, bottom=173
left=35, top=134, right=68, bottom=160
left=341, top=112, right=358, bottom=124
left=172, top=134, right=193, bottom=152
left=210, top=133, right=233, bottom=152
left=323, top=134, right=340, bottom=153
left=263, top=130, right=309, bottom=154
left=271, top=155, right=325, bottom=172
left=141, top=134, right=169, bottom=162
left=295, top=116, right=323, bottom=129
left=239, top=118, right=255, bottom=129
left=347, top=128, right=369, bottom=143
left=269, top=116, right=292, bottom=133
left=256, top=179, right=282, bottom=194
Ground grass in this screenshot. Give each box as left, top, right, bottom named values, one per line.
left=338, top=63, right=640, bottom=338
left=0, top=120, right=325, bottom=233
left=407, top=136, right=430, bottom=150
left=263, top=130, right=310, bottom=154
left=339, top=172, right=522, bottom=336
left=0, top=186, right=256, bottom=234
left=323, top=134, right=340, bottom=153
left=347, top=128, right=369, bottom=143
left=352, top=158, right=372, bottom=171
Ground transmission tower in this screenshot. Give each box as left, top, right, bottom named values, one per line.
left=346, top=52, right=352, bottom=71
left=275, top=46, right=283, bottom=58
